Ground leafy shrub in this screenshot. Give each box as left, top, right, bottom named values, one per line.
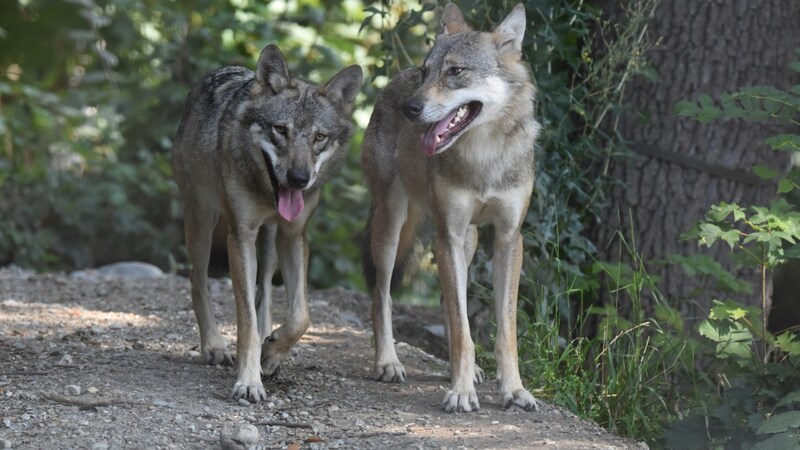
left=663, top=50, right=800, bottom=448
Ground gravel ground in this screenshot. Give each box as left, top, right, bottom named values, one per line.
left=0, top=267, right=647, bottom=449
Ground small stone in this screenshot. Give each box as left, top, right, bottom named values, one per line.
left=237, top=398, right=250, bottom=407
left=91, top=442, right=109, bottom=450
left=132, top=341, right=145, bottom=350
left=1, top=440, right=12, bottom=449
left=491, top=420, right=500, bottom=425
left=232, top=424, right=259, bottom=444
left=175, top=414, right=184, bottom=424
left=57, top=353, right=73, bottom=365
left=90, top=325, right=106, bottom=335
left=87, top=386, right=99, bottom=394
left=166, top=333, right=180, bottom=341
left=187, top=350, right=201, bottom=359
left=65, top=385, right=81, bottom=396
left=109, top=323, right=124, bottom=330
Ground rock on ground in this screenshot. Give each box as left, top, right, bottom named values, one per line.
left=0, top=268, right=647, bottom=449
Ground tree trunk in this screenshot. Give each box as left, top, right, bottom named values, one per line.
left=593, top=0, right=799, bottom=323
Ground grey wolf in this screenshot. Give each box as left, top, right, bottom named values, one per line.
left=361, top=3, right=539, bottom=413
left=172, top=44, right=362, bottom=402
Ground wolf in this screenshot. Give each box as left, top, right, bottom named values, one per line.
left=361, top=3, right=540, bottom=413
left=172, top=44, right=362, bottom=402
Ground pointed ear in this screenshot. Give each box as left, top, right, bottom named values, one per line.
left=493, top=4, right=527, bottom=55
left=255, top=44, right=290, bottom=94
left=322, top=65, right=363, bottom=106
left=439, top=2, right=471, bottom=35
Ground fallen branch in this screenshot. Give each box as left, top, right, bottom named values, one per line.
left=354, top=431, right=408, bottom=439
left=41, top=392, right=173, bottom=409
left=253, top=420, right=313, bottom=430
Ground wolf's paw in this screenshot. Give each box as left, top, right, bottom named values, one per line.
left=501, top=388, right=539, bottom=411
left=474, top=364, right=485, bottom=385
left=201, top=346, right=234, bottom=366
left=232, top=379, right=267, bottom=403
left=442, top=390, right=480, bottom=413
left=260, top=340, right=289, bottom=378
left=374, top=361, right=406, bottom=383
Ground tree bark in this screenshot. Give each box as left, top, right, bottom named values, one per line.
left=593, top=0, right=800, bottom=323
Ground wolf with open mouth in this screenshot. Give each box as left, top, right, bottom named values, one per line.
left=362, top=3, right=540, bottom=413
left=172, top=44, right=361, bottom=402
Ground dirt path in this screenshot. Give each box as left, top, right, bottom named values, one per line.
left=0, top=268, right=646, bottom=449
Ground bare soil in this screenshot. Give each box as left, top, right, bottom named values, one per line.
left=0, top=267, right=647, bottom=449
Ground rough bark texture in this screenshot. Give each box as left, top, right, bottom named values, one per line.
left=593, top=0, right=800, bottom=323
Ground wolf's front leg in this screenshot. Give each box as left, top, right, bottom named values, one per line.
left=256, top=224, right=278, bottom=342
left=227, top=227, right=267, bottom=403
left=493, top=230, right=538, bottom=411
left=261, top=221, right=310, bottom=376
left=436, top=227, right=479, bottom=413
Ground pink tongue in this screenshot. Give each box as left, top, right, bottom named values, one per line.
left=277, top=188, right=304, bottom=221
left=420, top=109, right=459, bottom=156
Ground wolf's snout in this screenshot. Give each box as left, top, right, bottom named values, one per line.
left=402, top=100, right=423, bottom=120
left=286, top=168, right=310, bottom=189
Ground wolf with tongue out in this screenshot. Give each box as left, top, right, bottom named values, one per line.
left=172, top=44, right=362, bottom=403
left=361, top=3, right=540, bottom=413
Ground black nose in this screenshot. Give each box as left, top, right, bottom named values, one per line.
left=402, top=100, right=423, bottom=119
left=286, top=168, right=310, bottom=189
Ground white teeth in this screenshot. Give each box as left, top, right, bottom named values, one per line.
left=436, top=135, right=442, bottom=143
left=449, top=105, right=468, bottom=129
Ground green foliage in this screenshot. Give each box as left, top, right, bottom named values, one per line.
left=0, top=0, right=381, bottom=285
left=663, top=50, right=800, bottom=449
left=666, top=301, right=800, bottom=449
left=507, top=249, right=700, bottom=442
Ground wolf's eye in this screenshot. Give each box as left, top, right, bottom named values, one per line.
left=448, top=67, right=464, bottom=76
left=314, top=133, right=327, bottom=142
left=273, top=125, right=287, bottom=135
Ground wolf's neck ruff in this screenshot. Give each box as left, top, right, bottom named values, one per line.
left=421, top=101, right=482, bottom=156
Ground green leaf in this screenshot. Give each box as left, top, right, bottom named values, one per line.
left=765, top=134, right=800, bottom=152
left=757, top=411, right=800, bottom=434
left=752, top=433, right=800, bottom=450
left=778, top=178, right=795, bottom=194
left=753, top=165, right=779, bottom=180
left=698, top=93, right=714, bottom=107
left=675, top=100, right=699, bottom=117
left=697, top=107, right=722, bottom=123
left=777, top=391, right=800, bottom=407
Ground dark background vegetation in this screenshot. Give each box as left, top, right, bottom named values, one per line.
left=2, top=0, right=800, bottom=446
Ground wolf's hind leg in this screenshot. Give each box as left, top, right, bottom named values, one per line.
left=368, top=186, right=417, bottom=383
left=185, top=206, right=233, bottom=366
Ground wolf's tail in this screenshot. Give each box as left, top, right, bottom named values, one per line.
left=362, top=206, right=406, bottom=295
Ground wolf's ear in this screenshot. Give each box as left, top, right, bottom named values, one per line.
left=322, top=65, right=363, bottom=106
left=255, top=44, right=291, bottom=94
left=439, top=3, right=471, bottom=35
left=493, top=4, right=526, bottom=56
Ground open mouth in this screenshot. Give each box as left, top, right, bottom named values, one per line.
left=420, top=101, right=482, bottom=156
left=261, top=152, right=305, bottom=222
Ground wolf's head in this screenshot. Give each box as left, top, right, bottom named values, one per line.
left=243, top=45, right=362, bottom=221
left=402, top=3, right=529, bottom=156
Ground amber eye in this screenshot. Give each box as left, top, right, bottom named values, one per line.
left=448, top=67, right=464, bottom=76
left=314, top=133, right=327, bottom=142
left=273, top=125, right=287, bottom=135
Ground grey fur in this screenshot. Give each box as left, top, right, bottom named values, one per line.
left=172, top=44, right=362, bottom=402
left=361, top=3, right=540, bottom=413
